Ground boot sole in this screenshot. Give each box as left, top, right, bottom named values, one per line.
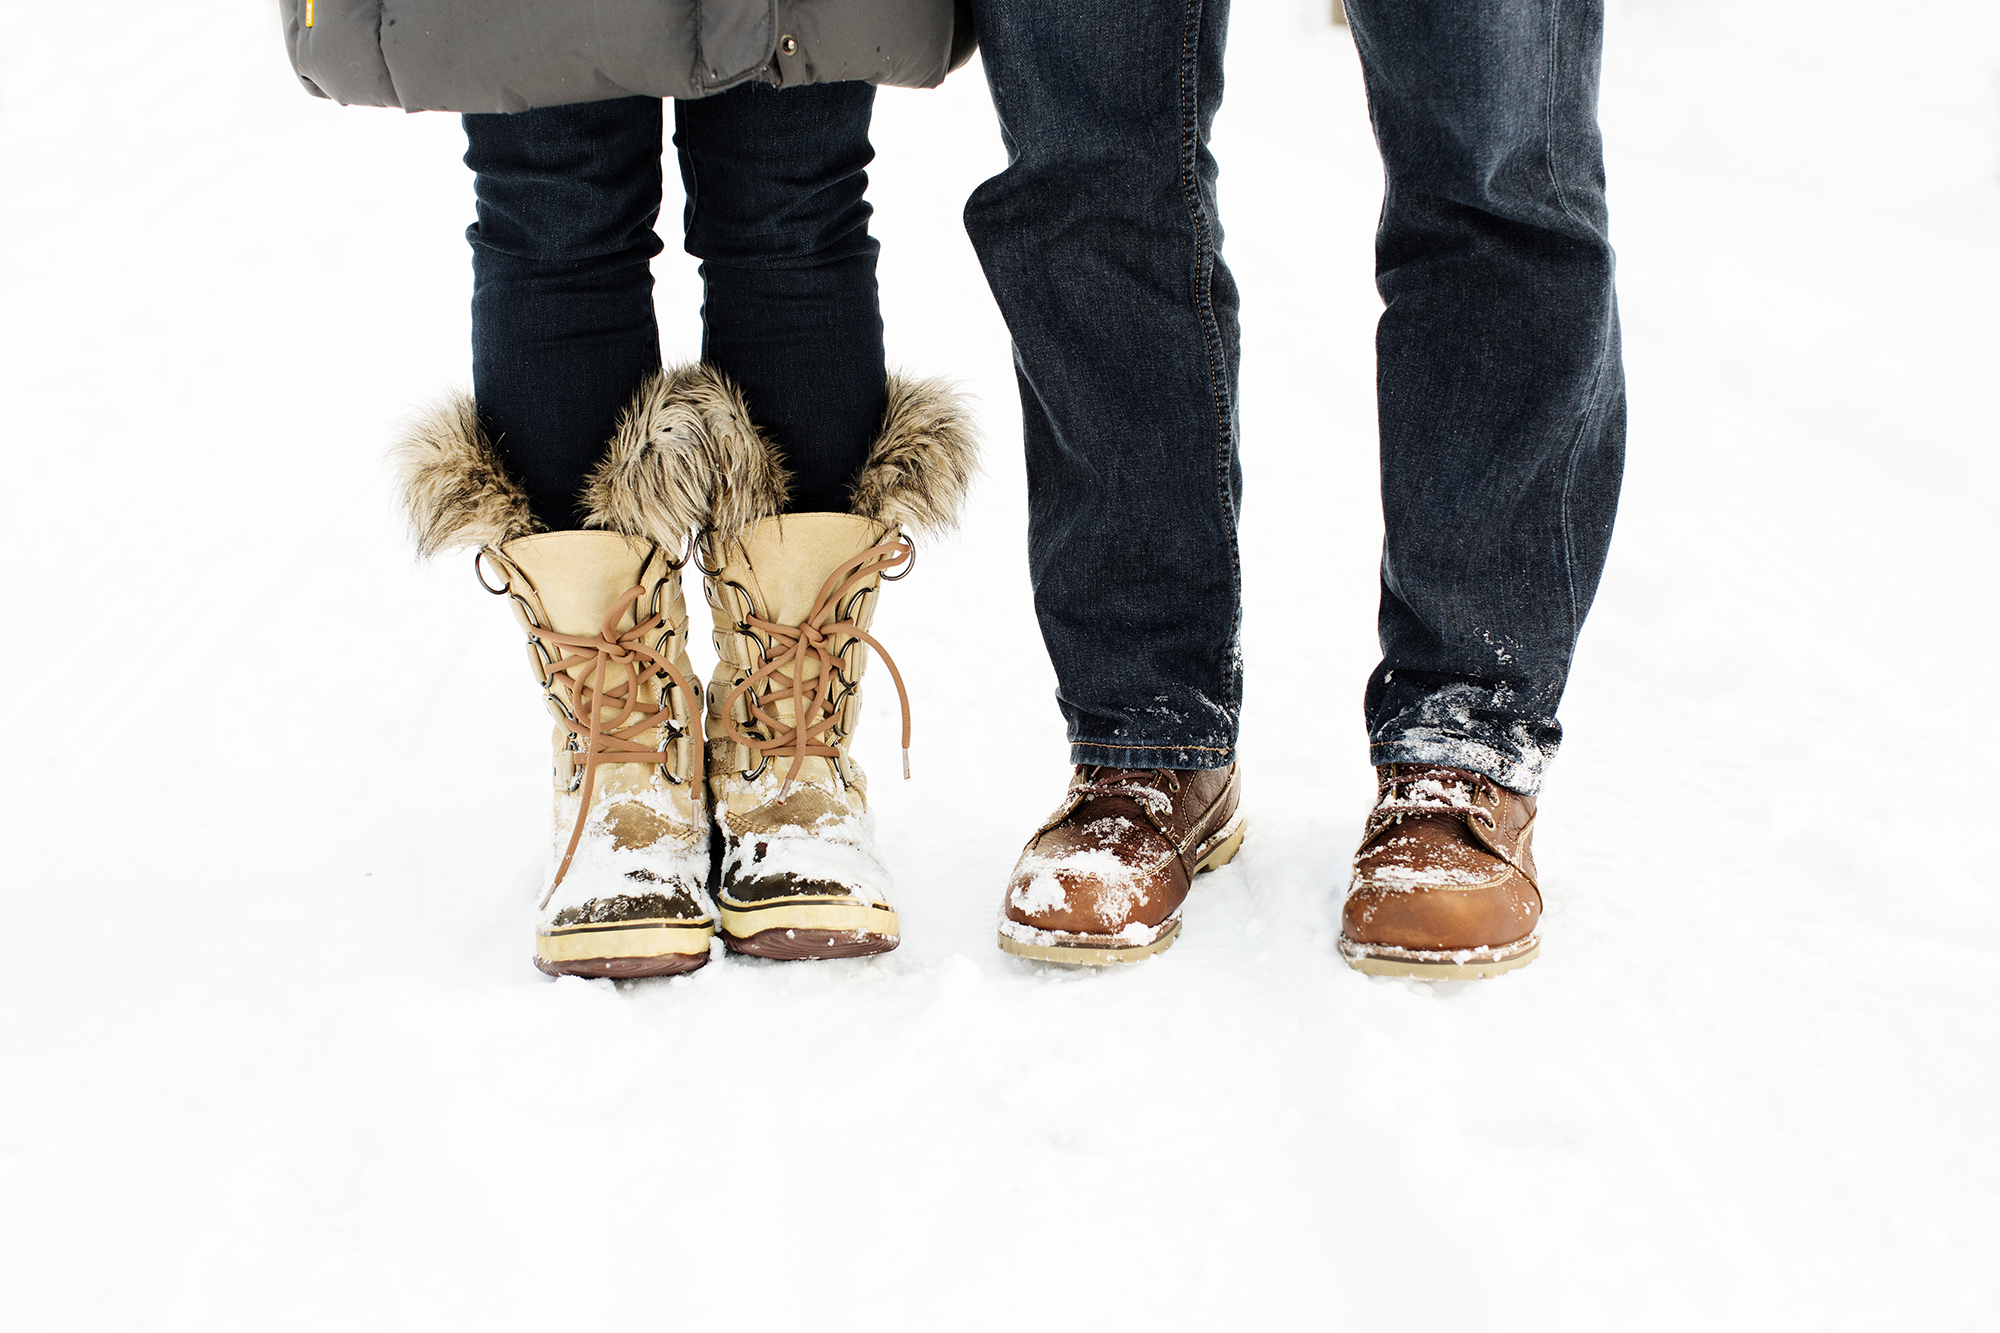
left=534, top=920, right=714, bottom=978
left=724, top=928, right=900, bottom=960
left=1337, top=934, right=1539, bottom=980
left=719, top=898, right=899, bottom=959
left=995, top=916, right=1184, bottom=966
left=996, top=815, right=1247, bottom=967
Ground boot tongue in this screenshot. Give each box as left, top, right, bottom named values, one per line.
left=724, top=513, right=890, bottom=623
left=499, top=532, right=671, bottom=777
left=501, top=531, right=655, bottom=635
left=1071, top=768, right=1174, bottom=819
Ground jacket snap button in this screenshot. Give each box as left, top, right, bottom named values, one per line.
left=779, top=35, right=799, bottom=55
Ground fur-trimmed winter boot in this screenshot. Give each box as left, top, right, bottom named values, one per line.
left=397, top=397, right=715, bottom=978
left=588, top=367, right=977, bottom=959
left=699, top=516, right=913, bottom=956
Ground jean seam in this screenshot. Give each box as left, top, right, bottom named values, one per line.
left=1558, top=355, right=1605, bottom=641
left=1545, top=0, right=1605, bottom=644
left=1543, top=0, right=1586, bottom=232
left=1176, top=0, right=1243, bottom=722
left=1074, top=741, right=1234, bottom=753
left=1177, top=0, right=1226, bottom=459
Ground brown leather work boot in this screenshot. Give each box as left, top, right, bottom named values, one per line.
left=997, top=765, right=1245, bottom=965
left=1339, top=764, right=1541, bottom=979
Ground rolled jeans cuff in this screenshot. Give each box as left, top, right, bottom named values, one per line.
left=1071, top=740, right=1237, bottom=771
left=1369, top=733, right=1554, bottom=797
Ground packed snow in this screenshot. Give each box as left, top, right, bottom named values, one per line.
left=1, top=1, right=1996, bottom=1328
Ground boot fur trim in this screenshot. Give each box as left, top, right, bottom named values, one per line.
left=583, top=364, right=792, bottom=547
left=581, top=365, right=979, bottom=547
left=393, top=393, right=541, bottom=558
left=850, top=375, right=980, bottom=536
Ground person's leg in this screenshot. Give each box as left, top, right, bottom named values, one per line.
left=642, top=80, right=967, bottom=960
left=1345, top=0, right=1625, bottom=796
left=968, top=0, right=1245, bottom=965
left=463, top=97, right=666, bottom=531
left=675, top=81, right=885, bottom=513
left=1338, top=0, right=1624, bottom=980
left=964, top=0, right=1241, bottom=771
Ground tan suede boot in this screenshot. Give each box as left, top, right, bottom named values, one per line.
left=396, top=395, right=714, bottom=977
left=1339, top=764, right=1542, bottom=979
left=700, top=516, right=913, bottom=957
left=481, top=534, right=714, bottom=976
left=582, top=365, right=979, bottom=961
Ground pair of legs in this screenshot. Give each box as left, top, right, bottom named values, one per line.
left=443, top=81, right=976, bottom=975
left=973, top=0, right=1623, bottom=973
left=464, top=81, right=887, bottom=527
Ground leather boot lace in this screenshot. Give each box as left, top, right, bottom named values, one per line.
left=1365, top=765, right=1536, bottom=883
left=1061, top=768, right=1196, bottom=879
left=1072, top=768, right=1181, bottom=822
left=536, top=585, right=704, bottom=905
left=1371, top=765, right=1500, bottom=830
left=720, top=536, right=915, bottom=795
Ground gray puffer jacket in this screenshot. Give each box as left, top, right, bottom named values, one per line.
left=282, top=0, right=976, bottom=113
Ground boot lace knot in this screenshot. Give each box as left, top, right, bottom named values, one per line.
left=1071, top=768, right=1180, bottom=822
left=722, top=536, right=915, bottom=794
left=1371, top=765, right=1500, bottom=831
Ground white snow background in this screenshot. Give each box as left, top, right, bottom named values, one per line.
left=2, top=1, right=1996, bottom=1327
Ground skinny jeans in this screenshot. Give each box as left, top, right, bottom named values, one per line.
left=462, top=81, right=887, bottom=530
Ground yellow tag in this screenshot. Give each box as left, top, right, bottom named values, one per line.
left=305, top=0, right=314, bottom=27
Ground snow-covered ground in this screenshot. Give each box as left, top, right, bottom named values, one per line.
left=3, top=1, right=1996, bottom=1327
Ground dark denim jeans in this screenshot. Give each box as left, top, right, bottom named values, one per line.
left=463, top=82, right=886, bottom=530
left=964, top=0, right=1243, bottom=772
left=965, top=0, right=1624, bottom=793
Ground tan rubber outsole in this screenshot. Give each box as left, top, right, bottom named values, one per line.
left=534, top=920, right=713, bottom=977
left=996, top=916, right=1182, bottom=966
left=1338, top=937, right=1540, bottom=980
left=997, top=816, right=1247, bottom=967
left=1195, top=818, right=1247, bottom=876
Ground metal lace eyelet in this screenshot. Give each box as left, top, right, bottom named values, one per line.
left=879, top=537, right=916, bottom=581
left=474, top=549, right=510, bottom=595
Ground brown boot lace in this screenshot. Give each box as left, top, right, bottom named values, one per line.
left=1370, top=765, right=1500, bottom=830
left=719, top=536, right=915, bottom=795
left=1070, top=767, right=1182, bottom=822
left=1053, top=767, right=1195, bottom=878
left=534, top=585, right=704, bottom=905
left=1364, top=765, right=1535, bottom=881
